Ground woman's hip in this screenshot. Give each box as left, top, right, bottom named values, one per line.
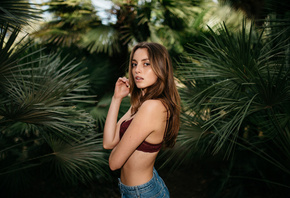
left=118, top=167, right=170, bottom=198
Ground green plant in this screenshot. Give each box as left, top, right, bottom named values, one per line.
left=167, top=20, right=290, bottom=197
left=0, top=22, right=108, bottom=196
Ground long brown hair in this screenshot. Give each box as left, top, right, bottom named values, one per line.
left=128, top=42, right=180, bottom=148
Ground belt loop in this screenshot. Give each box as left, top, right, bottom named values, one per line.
left=135, top=186, right=140, bottom=198
left=118, top=178, right=123, bottom=194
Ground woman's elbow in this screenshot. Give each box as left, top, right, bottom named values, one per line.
left=109, top=163, right=119, bottom=171
left=103, top=142, right=115, bottom=150
left=109, top=158, right=122, bottom=171
left=103, top=144, right=111, bottom=150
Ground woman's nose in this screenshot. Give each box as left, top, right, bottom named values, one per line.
left=135, top=64, right=141, bottom=73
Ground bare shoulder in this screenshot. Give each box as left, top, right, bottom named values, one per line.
left=138, top=100, right=167, bottom=116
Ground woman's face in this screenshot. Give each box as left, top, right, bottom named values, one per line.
left=131, top=48, right=158, bottom=93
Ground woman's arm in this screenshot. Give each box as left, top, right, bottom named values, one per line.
left=109, top=100, right=166, bottom=170
left=103, top=77, right=130, bottom=149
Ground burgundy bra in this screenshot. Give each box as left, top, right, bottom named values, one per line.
left=119, top=118, right=163, bottom=153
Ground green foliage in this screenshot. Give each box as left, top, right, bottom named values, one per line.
left=0, top=0, right=41, bottom=28
left=0, top=23, right=108, bottom=196
left=5, top=0, right=290, bottom=197
left=34, top=0, right=101, bottom=48
left=221, top=0, right=290, bottom=22
left=31, top=0, right=207, bottom=130
left=81, top=25, right=120, bottom=56
left=170, top=20, right=290, bottom=196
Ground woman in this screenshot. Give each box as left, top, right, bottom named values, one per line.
left=103, top=42, right=180, bottom=197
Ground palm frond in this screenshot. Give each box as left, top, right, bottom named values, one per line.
left=80, top=25, right=120, bottom=55
left=0, top=53, right=96, bottom=139
left=177, top=20, right=290, bottom=172
left=43, top=133, right=108, bottom=184
left=0, top=27, right=109, bottom=194
left=0, top=23, right=34, bottom=90
left=33, top=0, right=100, bottom=48
left=0, top=0, right=41, bottom=27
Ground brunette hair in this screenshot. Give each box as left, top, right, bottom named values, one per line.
left=128, top=42, right=180, bottom=148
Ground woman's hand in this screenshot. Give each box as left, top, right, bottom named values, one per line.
left=113, top=77, right=130, bottom=99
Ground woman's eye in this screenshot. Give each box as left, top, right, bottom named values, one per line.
left=144, top=62, right=150, bottom=66
left=131, top=63, right=137, bottom=67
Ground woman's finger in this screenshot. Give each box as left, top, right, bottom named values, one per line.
left=118, top=77, right=130, bottom=88
left=118, top=77, right=126, bottom=82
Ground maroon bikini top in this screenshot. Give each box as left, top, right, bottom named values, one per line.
left=119, top=118, right=163, bottom=153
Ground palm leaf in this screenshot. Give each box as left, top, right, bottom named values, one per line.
left=0, top=23, right=109, bottom=194
left=0, top=23, right=35, bottom=90
left=0, top=0, right=41, bottom=27
left=33, top=0, right=100, bottom=48
left=42, top=133, right=108, bottom=184
left=80, top=25, right=120, bottom=55
left=176, top=19, right=290, bottom=174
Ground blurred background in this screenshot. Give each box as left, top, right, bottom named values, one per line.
left=0, top=0, right=289, bottom=197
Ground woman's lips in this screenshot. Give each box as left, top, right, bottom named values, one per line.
left=135, top=76, right=144, bottom=81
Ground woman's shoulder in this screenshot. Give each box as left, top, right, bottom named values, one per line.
left=141, top=99, right=165, bottom=107
left=139, top=100, right=167, bottom=115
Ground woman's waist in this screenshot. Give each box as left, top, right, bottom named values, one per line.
left=120, top=164, right=154, bottom=186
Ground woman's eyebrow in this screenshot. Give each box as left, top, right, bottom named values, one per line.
left=132, top=58, right=149, bottom=62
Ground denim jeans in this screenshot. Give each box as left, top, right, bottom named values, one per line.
left=118, top=168, right=170, bottom=198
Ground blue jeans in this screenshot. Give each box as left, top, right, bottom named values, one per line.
left=118, top=168, right=170, bottom=198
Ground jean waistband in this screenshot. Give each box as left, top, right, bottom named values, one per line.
left=118, top=168, right=158, bottom=195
